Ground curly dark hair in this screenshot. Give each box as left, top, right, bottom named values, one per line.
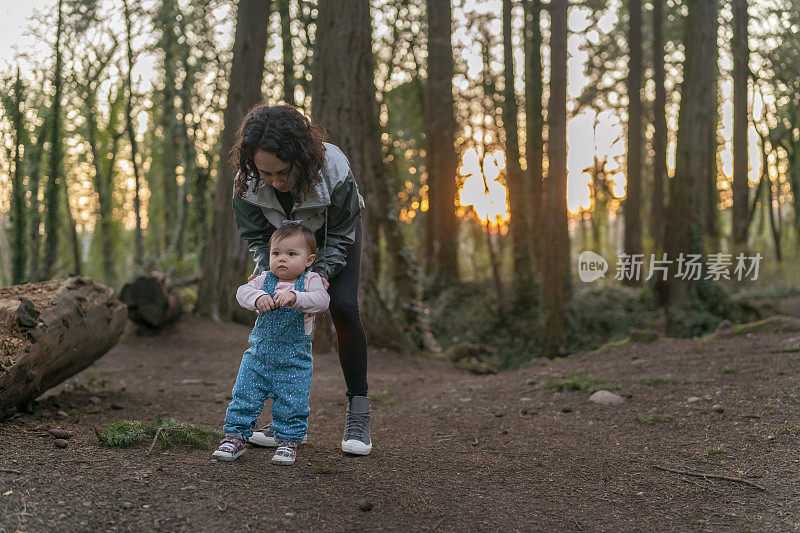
left=231, top=104, right=327, bottom=201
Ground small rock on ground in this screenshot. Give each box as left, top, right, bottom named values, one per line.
left=589, top=390, right=624, bottom=405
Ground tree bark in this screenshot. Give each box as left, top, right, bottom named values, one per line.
left=280, top=0, right=295, bottom=106
left=198, top=0, right=272, bottom=323
left=43, top=0, right=64, bottom=280
left=312, top=0, right=418, bottom=354
left=525, top=0, right=544, bottom=273
left=651, top=0, right=666, bottom=252
left=123, top=0, right=145, bottom=268
left=83, top=88, right=117, bottom=285
left=157, top=0, right=181, bottom=254
left=0, top=277, right=127, bottom=420
left=660, top=0, right=717, bottom=332
left=424, top=0, right=460, bottom=283
left=542, top=0, right=571, bottom=355
left=503, top=0, right=534, bottom=302
left=731, top=0, right=749, bottom=247
left=27, top=113, right=48, bottom=282
left=10, top=68, right=27, bottom=285
left=120, top=274, right=183, bottom=328
left=623, top=0, right=642, bottom=276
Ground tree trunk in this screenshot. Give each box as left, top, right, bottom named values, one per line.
left=731, top=0, right=749, bottom=248
left=704, top=45, right=720, bottom=243
left=623, top=0, right=642, bottom=277
left=197, top=0, right=272, bottom=323
left=280, top=0, right=295, bottom=105
left=173, top=48, right=198, bottom=263
left=651, top=0, right=667, bottom=252
left=84, top=93, right=115, bottom=284
left=157, top=0, right=181, bottom=254
left=27, top=114, right=48, bottom=282
left=123, top=0, right=145, bottom=268
left=503, top=0, right=534, bottom=302
left=63, top=169, right=82, bottom=276
left=120, top=274, right=183, bottom=328
left=542, top=0, right=571, bottom=355
left=424, top=0, right=460, bottom=283
left=660, top=0, right=717, bottom=333
left=525, top=0, right=544, bottom=273
left=312, top=0, right=418, bottom=354
left=10, top=68, right=27, bottom=285
left=0, top=277, right=127, bottom=420
left=43, top=0, right=64, bottom=280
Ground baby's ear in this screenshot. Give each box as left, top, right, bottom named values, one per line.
left=306, top=253, right=316, bottom=267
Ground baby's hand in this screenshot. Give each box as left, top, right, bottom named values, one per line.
left=273, top=291, right=297, bottom=308
left=255, top=294, right=275, bottom=313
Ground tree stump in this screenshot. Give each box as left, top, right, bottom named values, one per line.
left=0, top=276, right=127, bottom=420
left=120, top=274, right=183, bottom=328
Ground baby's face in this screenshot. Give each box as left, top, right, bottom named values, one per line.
left=269, top=234, right=315, bottom=281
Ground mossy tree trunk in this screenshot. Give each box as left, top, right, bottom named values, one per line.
left=503, top=0, right=534, bottom=304
left=424, top=0, right=460, bottom=284
left=541, top=0, right=571, bottom=356
left=312, top=0, right=418, bottom=354
left=525, top=0, right=544, bottom=274
left=623, top=0, right=643, bottom=282
left=731, top=0, right=750, bottom=249
left=660, top=0, right=718, bottom=334
left=651, top=0, right=667, bottom=253
left=198, top=0, right=272, bottom=323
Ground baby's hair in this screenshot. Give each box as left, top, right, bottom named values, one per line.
left=270, top=224, right=317, bottom=255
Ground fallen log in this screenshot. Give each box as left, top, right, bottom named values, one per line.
left=0, top=276, right=127, bottom=420
left=119, top=274, right=182, bottom=328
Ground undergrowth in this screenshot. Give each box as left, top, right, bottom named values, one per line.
left=425, top=277, right=767, bottom=369
left=98, top=416, right=221, bottom=449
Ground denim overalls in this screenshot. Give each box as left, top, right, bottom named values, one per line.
left=223, top=270, right=313, bottom=442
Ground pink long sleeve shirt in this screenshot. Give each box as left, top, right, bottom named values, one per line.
left=236, top=271, right=330, bottom=335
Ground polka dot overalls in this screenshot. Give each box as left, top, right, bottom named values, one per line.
left=223, top=270, right=313, bottom=442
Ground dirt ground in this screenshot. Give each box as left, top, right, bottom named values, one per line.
left=2, top=303, right=800, bottom=532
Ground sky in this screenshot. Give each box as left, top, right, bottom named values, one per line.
left=0, top=0, right=50, bottom=66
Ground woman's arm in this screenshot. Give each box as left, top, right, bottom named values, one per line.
left=311, top=171, right=362, bottom=280
left=232, top=195, right=275, bottom=275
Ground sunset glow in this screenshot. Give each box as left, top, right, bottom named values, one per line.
left=456, top=147, right=510, bottom=234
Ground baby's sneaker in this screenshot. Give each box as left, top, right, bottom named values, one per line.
left=212, top=434, right=245, bottom=461
left=249, top=423, right=307, bottom=447
left=271, top=439, right=299, bottom=465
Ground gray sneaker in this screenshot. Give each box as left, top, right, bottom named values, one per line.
left=249, top=424, right=307, bottom=447
left=341, top=395, right=372, bottom=455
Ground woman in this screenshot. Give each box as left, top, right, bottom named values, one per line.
left=231, top=104, right=372, bottom=455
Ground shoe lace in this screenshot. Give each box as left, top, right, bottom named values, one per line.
left=344, top=409, right=370, bottom=441
left=275, top=439, right=297, bottom=457
left=219, top=436, right=242, bottom=452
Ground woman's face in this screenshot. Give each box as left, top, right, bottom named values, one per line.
left=253, top=150, right=293, bottom=192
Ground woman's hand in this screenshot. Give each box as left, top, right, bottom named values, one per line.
left=255, top=294, right=275, bottom=313
left=320, top=277, right=330, bottom=290
left=248, top=273, right=258, bottom=281
left=273, top=291, right=297, bottom=308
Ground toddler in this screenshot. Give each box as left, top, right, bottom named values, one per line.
left=213, top=222, right=329, bottom=465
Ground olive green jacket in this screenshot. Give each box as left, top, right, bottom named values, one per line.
left=232, top=142, right=365, bottom=280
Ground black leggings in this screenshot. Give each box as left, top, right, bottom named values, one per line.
left=327, top=219, right=368, bottom=398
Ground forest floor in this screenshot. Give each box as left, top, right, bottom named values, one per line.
left=3, top=299, right=800, bottom=532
